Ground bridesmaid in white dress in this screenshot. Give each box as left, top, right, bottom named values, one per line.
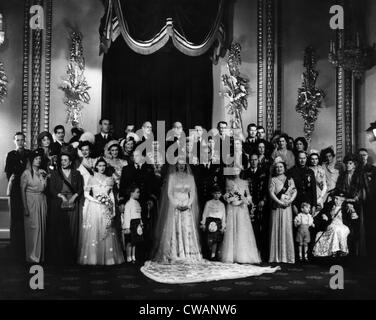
left=309, top=151, right=328, bottom=211
left=78, top=158, right=124, bottom=265
left=221, top=168, right=261, bottom=264
left=104, top=140, right=128, bottom=188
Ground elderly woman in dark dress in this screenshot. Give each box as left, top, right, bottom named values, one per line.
left=48, top=149, right=84, bottom=264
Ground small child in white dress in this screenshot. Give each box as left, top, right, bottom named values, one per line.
left=200, top=185, right=226, bottom=260
left=294, top=202, right=314, bottom=261
left=121, top=186, right=143, bottom=263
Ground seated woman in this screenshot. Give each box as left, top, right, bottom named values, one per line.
left=313, top=192, right=351, bottom=258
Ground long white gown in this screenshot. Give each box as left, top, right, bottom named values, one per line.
left=77, top=173, right=124, bottom=265
left=140, top=164, right=280, bottom=284
left=221, top=178, right=261, bottom=264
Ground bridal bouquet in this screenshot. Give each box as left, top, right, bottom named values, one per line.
left=96, top=194, right=114, bottom=239
left=224, top=191, right=243, bottom=206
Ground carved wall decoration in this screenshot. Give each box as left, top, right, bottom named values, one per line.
left=335, top=30, right=345, bottom=162
left=31, top=0, right=43, bottom=149
left=257, top=0, right=264, bottom=127
left=21, top=0, right=53, bottom=148
left=43, top=0, right=52, bottom=132
left=344, top=71, right=353, bottom=154
left=265, top=0, right=275, bottom=139
left=21, top=0, right=31, bottom=138
left=276, top=0, right=282, bottom=132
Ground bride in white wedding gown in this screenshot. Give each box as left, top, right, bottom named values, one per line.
left=141, top=159, right=280, bottom=284
left=151, top=159, right=202, bottom=263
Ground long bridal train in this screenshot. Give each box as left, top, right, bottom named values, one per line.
left=141, top=161, right=279, bottom=284
left=140, top=260, right=280, bottom=284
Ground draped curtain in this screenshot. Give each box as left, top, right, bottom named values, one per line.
left=100, top=0, right=227, bottom=136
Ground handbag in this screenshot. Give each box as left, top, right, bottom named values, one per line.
left=61, top=199, right=76, bottom=211
left=58, top=170, right=78, bottom=211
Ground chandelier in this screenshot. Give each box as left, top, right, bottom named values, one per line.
left=328, top=32, right=376, bottom=79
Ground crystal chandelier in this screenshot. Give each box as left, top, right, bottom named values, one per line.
left=329, top=32, right=376, bottom=79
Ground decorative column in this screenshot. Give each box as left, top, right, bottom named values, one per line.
left=344, top=71, right=353, bottom=154
left=256, top=0, right=264, bottom=127
left=335, top=31, right=345, bottom=162
left=265, top=0, right=275, bottom=139
left=21, top=0, right=31, bottom=138
left=43, top=0, right=52, bottom=132
left=21, top=0, right=53, bottom=148
left=31, top=0, right=43, bottom=149
left=276, top=0, right=282, bottom=132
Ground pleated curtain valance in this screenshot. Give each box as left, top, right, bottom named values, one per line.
left=99, top=0, right=226, bottom=62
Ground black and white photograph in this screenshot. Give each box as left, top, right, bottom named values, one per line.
left=0, top=0, right=376, bottom=307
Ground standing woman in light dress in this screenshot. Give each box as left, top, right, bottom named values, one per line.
left=309, top=151, right=328, bottom=211
left=151, top=159, right=202, bottom=263
left=269, top=161, right=297, bottom=263
left=77, top=141, right=97, bottom=187
left=271, top=134, right=296, bottom=170
left=78, top=158, right=124, bottom=265
left=20, top=149, right=48, bottom=263
left=104, top=140, right=128, bottom=189
left=221, top=167, right=261, bottom=264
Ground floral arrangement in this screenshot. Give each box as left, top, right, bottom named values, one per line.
left=0, top=61, right=8, bottom=104
left=296, top=46, right=325, bottom=143
left=224, top=190, right=243, bottom=206
left=221, top=43, right=250, bottom=130
left=59, top=31, right=91, bottom=127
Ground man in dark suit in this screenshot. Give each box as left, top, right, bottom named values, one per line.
left=93, top=118, right=116, bottom=157
left=215, top=121, right=233, bottom=172
left=119, top=150, right=157, bottom=260
left=4, top=132, right=31, bottom=259
left=51, top=125, right=68, bottom=156
left=243, top=123, right=258, bottom=157
left=358, top=148, right=376, bottom=259
left=136, top=121, right=153, bottom=157
left=241, top=152, right=269, bottom=260
left=166, top=121, right=186, bottom=160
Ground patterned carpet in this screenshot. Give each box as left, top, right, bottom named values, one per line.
left=1, top=242, right=376, bottom=300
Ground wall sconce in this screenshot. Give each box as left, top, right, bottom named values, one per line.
left=0, top=13, right=4, bottom=46
left=366, top=121, right=376, bottom=142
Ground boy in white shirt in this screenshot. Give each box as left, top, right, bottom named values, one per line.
left=200, top=185, right=226, bottom=260
left=294, top=202, right=315, bottom=261
left=121, top=185, right=143, bottom=263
